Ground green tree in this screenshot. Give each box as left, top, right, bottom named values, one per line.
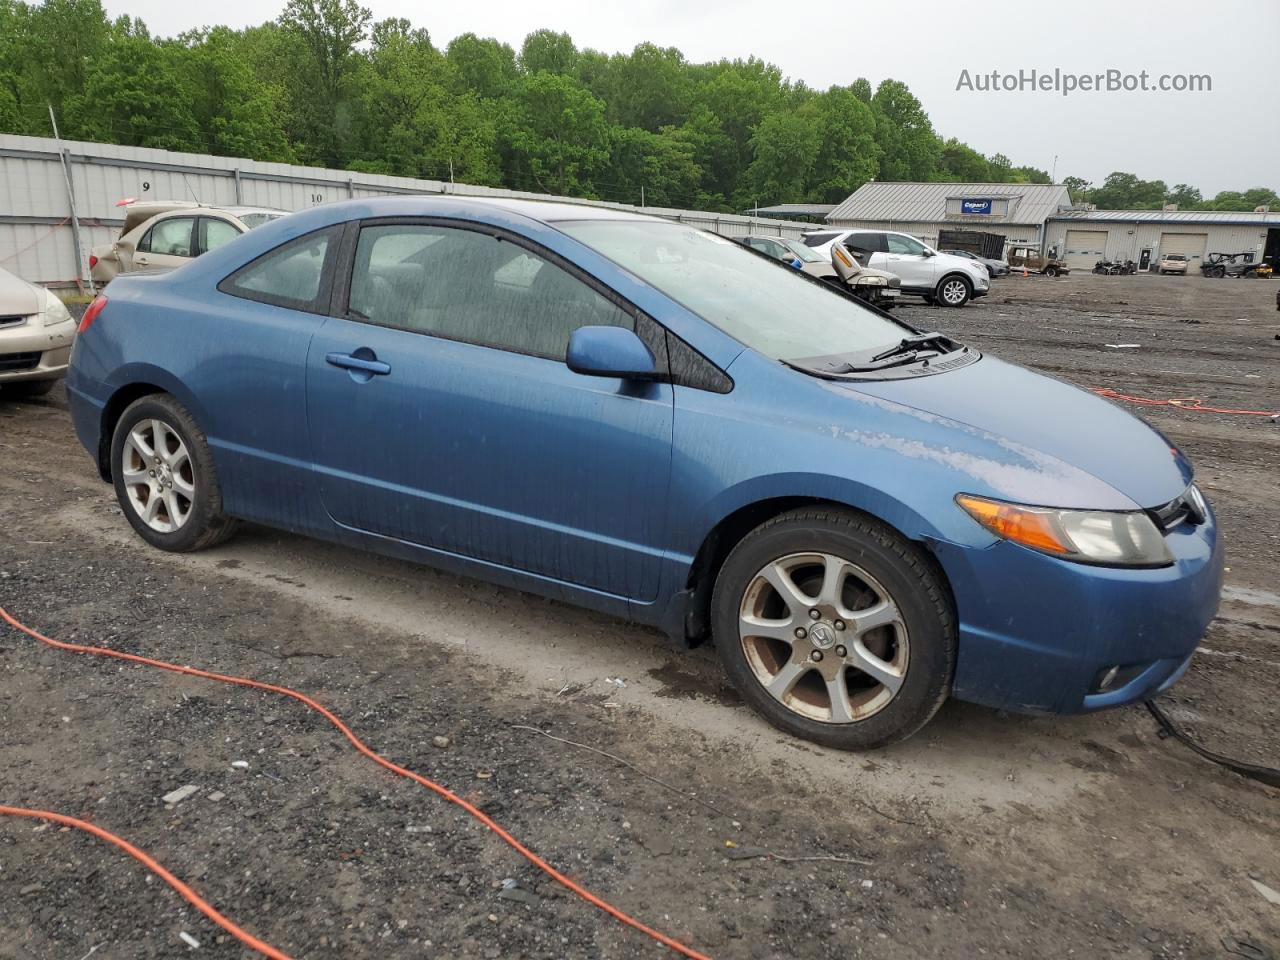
left=277, top=0, right=371, bottom=165
left=66, top=26, right=200, bottom=150
left=351, top=22, right=500, bottom=183
left=1063, top=176, right=1091, bottom=202
left=1166, top=183, right=1202, bottom=208
left=742, top=104, right=822, bottom=208
left=936, top=138, right=991, bottom=181
left=808, top=87, right=880, bottom=202
left=871, top=79, right=939, bottom=181
left=608, top=126, right=702, bottom=207
left=1089, top=171, right=1168, bottom=209
left=446, top=33, right=518, bottom=100
left=505, top=72, right=609, bottom=194
left=179, top=27, right=293, bottom=161
left=519, top=29, right=576, bottom=75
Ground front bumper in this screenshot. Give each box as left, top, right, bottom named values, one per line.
left=933, top=507, right=1223, bottom=714
left=0, top=319, right=74, bottom=383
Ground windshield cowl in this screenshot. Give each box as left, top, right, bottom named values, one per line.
left=786, top=335, right=981, bottom=382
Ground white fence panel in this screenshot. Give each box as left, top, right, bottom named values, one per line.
left=0, top=133, right=817, bottom=286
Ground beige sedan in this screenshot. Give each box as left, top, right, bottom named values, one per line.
left=90, top=201, right=285, bottom=285
left=0, top=266, right=75, bottom=397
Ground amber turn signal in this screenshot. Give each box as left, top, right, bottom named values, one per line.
left=955, top=495, right=1071, bottom=555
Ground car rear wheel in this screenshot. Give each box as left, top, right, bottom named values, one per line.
left=1044, top=265, right=1059, bottom=278
left=935, top=275, right=971, bottom=307
left=712, top=508, right=955, bottom=750
left=111, top=394, right=237, bottom=552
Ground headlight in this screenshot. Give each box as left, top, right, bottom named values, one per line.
left=855, top=276, right=888, bottom=287
left=41, top=293, right=74, bottom=327
left=956, top=494, right=1173, bottom=567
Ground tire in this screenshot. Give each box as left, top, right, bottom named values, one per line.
left=935, top=275, right=971, bottom=307
left=1044, top=266, right=1059, bottom=278
left=711, top=508, right=956, bottom=750
left=110, top=394, right=237, bottom=552
left=3, top=378, right=56, bottom=398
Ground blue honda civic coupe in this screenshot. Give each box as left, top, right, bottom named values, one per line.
left=66, top=197, right=1223, bottom=749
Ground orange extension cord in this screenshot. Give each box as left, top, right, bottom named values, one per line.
left=1091, top=387, right=1280, bottom=418
left=0, top=607, right=713, bottom=960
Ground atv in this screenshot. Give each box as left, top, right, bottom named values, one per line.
left=1201, top=252, right=1272, bottom=279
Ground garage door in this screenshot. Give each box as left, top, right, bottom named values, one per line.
left=1158, top=232, right=1207, bottom=267
left=1064, top=230, right=1108, bottom=270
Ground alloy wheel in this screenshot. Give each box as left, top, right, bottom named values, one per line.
left=940, top=279, right=968, bottom=305
left=120, top=418, right=196, bottom=533
left=738, top=552, right=909, bottom=724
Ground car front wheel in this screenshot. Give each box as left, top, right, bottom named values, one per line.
left=111, top=394, right=237, bottom=552
left=712, top=508, right=955, bottom=750
left=935, top=275, right=971, bottom=307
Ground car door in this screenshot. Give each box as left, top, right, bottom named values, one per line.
left=882, top=233, right=939, bottom=290
left=305, top=219, right=675, bottom=603
left=133, top=216, right=197, bottom=272
left=198, top=216, right=243, bottom=255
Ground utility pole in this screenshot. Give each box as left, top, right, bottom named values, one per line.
left=48, top=104, right=88, bottom=295
left=1051, top=154, right=1058, bottom=182
left=640, top=185, right=645, bottom=208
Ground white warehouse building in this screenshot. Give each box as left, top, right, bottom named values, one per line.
left=824, top=181, right=1073, bottom=252
left=812, top=181, right=1280, bottom=275
left=1043, top=208, right=1280, bottom=273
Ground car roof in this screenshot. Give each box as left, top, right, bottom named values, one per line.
left=353, top=194, right=669, bottom=225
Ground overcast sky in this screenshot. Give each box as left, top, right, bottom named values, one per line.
left=107, top=0, right=1278, bottom=197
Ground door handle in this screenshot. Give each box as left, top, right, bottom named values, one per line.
left=326, top=351, right=391, bottom=376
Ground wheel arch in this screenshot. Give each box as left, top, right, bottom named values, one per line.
left=671, top=489, right=957, bottom=648
left=97, top=367, right=208, bottom=481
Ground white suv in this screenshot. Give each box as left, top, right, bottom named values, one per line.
left=802, top=229, right=990, bottom=307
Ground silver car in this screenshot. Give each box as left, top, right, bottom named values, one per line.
left=940, top=248, right=1009, bottom=277
left=0, top=266, right=75, bottom=397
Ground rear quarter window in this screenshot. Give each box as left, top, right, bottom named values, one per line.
left=218, top=226, right=341, bottom=313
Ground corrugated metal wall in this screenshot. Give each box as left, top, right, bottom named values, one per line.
left=1043, top=220, right=1272, bottom=267
left=0, top=133, right=813, bottom=286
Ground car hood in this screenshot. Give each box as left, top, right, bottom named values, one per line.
left=831, top=355, right=1192, bottom=510
left=0, top=269, right=41, bottom=317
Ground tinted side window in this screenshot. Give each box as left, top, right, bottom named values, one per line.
left=802, top=232, right=839, bottom=248
left=144, top=217, right=195, bottom=257
left=219, top=226, right=339, bottom=312
left=887, top=234, right=927, bottom=256
left=347, top=224, right=632, bottom=361
left=200, top=218, right=241, bottom=254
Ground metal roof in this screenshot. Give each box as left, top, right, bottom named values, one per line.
left=1048, top=208, right=1280, bottom=226
left=827, top=181, right=1072, bottom=225
left=748, top=203, right=837, bottom=218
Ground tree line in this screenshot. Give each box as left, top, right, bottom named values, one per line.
left=1, top=0, right=1273, bottom=214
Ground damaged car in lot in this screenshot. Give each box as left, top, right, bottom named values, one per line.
left=66, top=197, right=1224, bottom=749
left=90, top=201, right=286, bottom=285
left=0, top=265, right=75, bottom=397
left=737, top=234, right=902, bottom=308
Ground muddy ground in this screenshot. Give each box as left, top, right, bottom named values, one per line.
left=1, top=272, right=1277, bottom=960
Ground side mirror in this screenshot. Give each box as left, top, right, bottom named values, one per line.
left=567, top=326, right=658, bottom=380
left=922, top=248, right=936, bottom=258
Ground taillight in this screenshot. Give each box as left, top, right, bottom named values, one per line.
left=79, top=295, right=107, bottom=335
left=88, top=254, right=98, bottom=269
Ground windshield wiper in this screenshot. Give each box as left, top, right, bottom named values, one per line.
left=782, top=332, right=969, bottom=379
left=870, top=331, right=956, bottom=363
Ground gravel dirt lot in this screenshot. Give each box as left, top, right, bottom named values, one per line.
left=1, top=272, right=1278, bottom=960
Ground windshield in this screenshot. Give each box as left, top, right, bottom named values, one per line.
left=239, top=213, right=284, bottom=229
left=778, top=238, right=827, bottom=263
left=559, top=220, right=909, bottom=362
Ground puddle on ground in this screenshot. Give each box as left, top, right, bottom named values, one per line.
left=647, top=660, right=742, bottom=707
